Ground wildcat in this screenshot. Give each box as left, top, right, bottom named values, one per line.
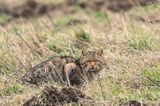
left=20, top=50, right=104, bottom=86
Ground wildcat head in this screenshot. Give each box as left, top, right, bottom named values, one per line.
left=79, top=49, right=104, bottom=75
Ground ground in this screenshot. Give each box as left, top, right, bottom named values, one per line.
left=0, top=0, right=160, bottom=105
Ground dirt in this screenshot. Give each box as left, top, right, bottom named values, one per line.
left=0, top=0, right=66, bottom=18
left=23, top=87, right=152, bottom=106
left=0, top=0, right=67, bottom=25
left=69, top=0, right=158, bottom=12
left=23, top=86, right=92, bottom=106
left=0, top=0, right=158, bottom=18
left=0, top=0, right=159, bottom=25
left=122, top=100, right=148, bottom=106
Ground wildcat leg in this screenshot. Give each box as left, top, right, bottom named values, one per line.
left=64, top=63, right=77, bottom=86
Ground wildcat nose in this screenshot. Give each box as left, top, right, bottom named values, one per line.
left=90, top=62, right=95, bottom=67
left=90, top=62, right=96, bottom=69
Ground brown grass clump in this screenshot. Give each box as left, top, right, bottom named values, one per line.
left=122, top=100, right=148, bottom=106
left=67, top=0, right=159, bottom=12
left=132, top=11, right=160, bottom=23
left=23, top=86, right=92, bottom=106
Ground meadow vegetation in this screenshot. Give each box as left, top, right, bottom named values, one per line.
left=0, top=1, right=160, bottom=105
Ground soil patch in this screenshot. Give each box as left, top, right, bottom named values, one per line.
left=0, top=0, right=68, bottom=25
left=23, top=86, right=92, bottom=106
left=68, top=0, right=158, bottom=12
left=0, top=0, right=65, bottom=18
left=0, top=0, right=158, bottom=19
left=122, top=100, right=148, bottom=106
left=0, top=0, right=159, bottom=25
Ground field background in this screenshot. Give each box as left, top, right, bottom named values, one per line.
left=0, top=0, right=160, bottom=105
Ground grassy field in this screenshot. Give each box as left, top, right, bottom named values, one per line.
left=0, top=1, right=160, bottom=105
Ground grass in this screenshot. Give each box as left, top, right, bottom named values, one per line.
left=48, top=43, right=63, bottom=53
left=1, top=83, right=22, bottom=96
left=128, top=33, right=154, bottom=51
left=54, top=15, right=73, bottom=26
left=129, top=3, right=160, bottom=15
left=0, top=1, right=160, bottom=105
left=85, top=64, right=160, bottom=103
left=92, top=11, right=109, bottom=22
left=141, top=63, right=160, bottom=88
left=75, top=29, right=90, bottom=42
left=36, top=0, right=65, bottom=4
left=0, top=13, right=12, bottom=24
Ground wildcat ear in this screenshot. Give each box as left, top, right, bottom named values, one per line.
left=97, top=49, right=103, bottom=56
left=82, top=50, right=88, bottom=56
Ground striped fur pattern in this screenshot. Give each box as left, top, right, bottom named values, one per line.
left=20, top=56, right=76, bottom=86
left=20, top=50, right=104, bottom=86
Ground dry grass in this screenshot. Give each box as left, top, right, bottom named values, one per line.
left=0, top=2, right=160, bottom=106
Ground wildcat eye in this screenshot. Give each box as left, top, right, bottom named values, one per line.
left=81, top=60, right=103, bottom=65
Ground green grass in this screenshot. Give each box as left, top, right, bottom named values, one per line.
left=128, top=33, right=154, bottom=51
left=48, top=44, right=63, bottom=53
left=36, top=33, right=48, bottom=43
left=118, top=88, right=160, bottom=102
left=75, top=29, right=90, bottom=42
left=85, top=62, right=160, bottom=103
left=141, top=63, right=160, bottom=88
left=70, top=5, right=82, bottom=13
left=0, top=13, right=12, bottom=24
left=39, top=0, right=65, bottom=4
left=54, top=16, right=72, bottom=26
left=1, top=83, right=22, bottom=96
left=92, top=11, right=109, bottom=22
left=0, top=56, right=18, bottom=75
